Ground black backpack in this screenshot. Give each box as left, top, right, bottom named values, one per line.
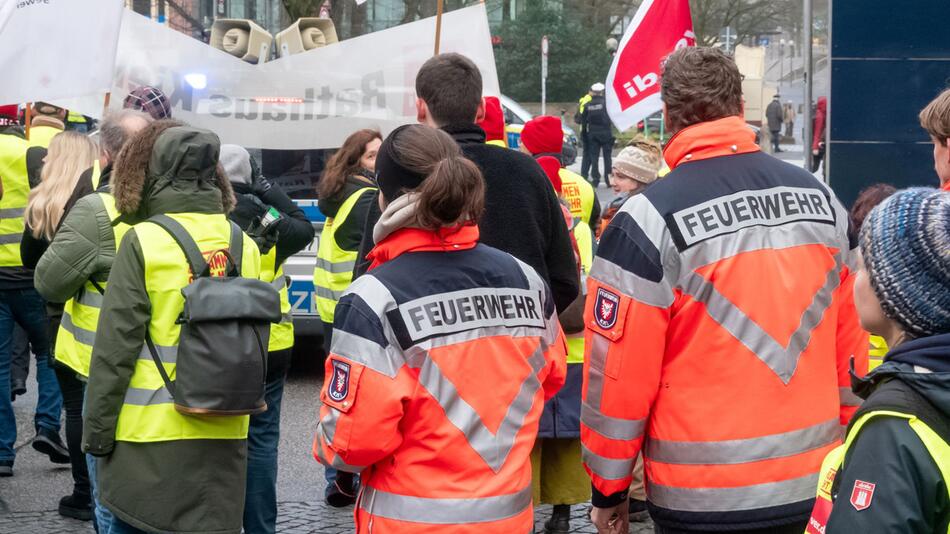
left=145, top=215, right=282, bottom=416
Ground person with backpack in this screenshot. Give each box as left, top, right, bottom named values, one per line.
left=220, top=144, right=314, bottom=534
left=807, top=188, right=950, bottom=534
left=313, top=124, right=567, bottom=533
left=82, top=122, right=272, bottom=534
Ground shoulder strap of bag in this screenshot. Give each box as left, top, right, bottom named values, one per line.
left=850, top=378, right=950, bottom=444
left=228, top=221, right=243, bottom=276
left=148, top=214, right=210, bottom=279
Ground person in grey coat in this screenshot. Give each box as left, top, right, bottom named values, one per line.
left=766, top=94, right=784, bottom=153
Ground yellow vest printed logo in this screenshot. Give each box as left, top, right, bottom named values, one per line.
left=204, top=249, right=230, bottom=278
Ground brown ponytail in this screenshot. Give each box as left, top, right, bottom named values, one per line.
left=386, top=125, right=485, bottom=230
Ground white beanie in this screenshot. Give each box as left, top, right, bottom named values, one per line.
left=220, top=144, right=253, bottom=186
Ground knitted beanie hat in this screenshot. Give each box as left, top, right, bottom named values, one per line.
left=613, top=140, right=662, bottom=184
left=124, top=86, right=172, bottom=120
left=536, top=156, right=562, bottom=194
left=860, top=188, right=950, bottom=337
left=521, top=115, right=563, bottom=155
left=478, top=96, right=506, bottom=144
left=219, top=144, right=253, bottom=186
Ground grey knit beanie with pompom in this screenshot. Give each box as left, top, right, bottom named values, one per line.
left=859, top=188, right=950, bottom=338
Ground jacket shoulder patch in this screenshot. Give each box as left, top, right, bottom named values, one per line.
left=849, top=480, right=875, bottom=511
left=328, top=360, right=351, bottom=402
left=594, top=288, right=621, bottom=329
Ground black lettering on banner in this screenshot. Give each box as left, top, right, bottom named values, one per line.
left=399, top=288, right=546, bottom=342
left=208, top=95, right=231, bottom=118
left=671, top=186, right=837, bottom=247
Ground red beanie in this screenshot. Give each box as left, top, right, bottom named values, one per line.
left=0, top=105, right=19, bottom=120
left=537, top=156, right=562, bottom=194
left=478, top=96, right=506, bottom=143
left=521, top=115, right=563, bottom=155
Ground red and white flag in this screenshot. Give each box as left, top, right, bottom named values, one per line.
left=605, top=0, right=695, bottom=131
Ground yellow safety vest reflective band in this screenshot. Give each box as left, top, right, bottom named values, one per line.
left=261, top=247, right=294, bottom=352
left=559, top=168, right=596, bottom=225
left=566, top=219, right=594, bottom=365
left=55, top=193, right=130, bottom=378
left=811, top=410, right=950, bottom=532
left=579, top=94, right=592, bottom=114
left=0, top=135, right=31, bottom=268
left=67, top=111, right=86, bottom=124
left=28, top=125, right=61, bottom=148
left=313, top=186, right=375, bottom=324
left=116, top=213, right=256, bottom=443
left=91, top=160, right=102, bottom=190
left=868, top=334, right=888, bottom=371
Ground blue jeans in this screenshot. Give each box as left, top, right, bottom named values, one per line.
left=244, top=373, right=287, bottom=534
left=0, top=288, right=61, bottom=463
left=88, top=453, right=145, bottom=533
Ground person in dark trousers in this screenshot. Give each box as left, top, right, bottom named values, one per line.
left=576, top=90, right=594, bottom=179
left=0, top=117, right=65, bottom=479
left=353, top=53, right=579, bottom=316
left=581, top=83, right=614, bottom=187
left=221, top=144, right=314, bottom=534
left=806, top=188, right=950, bottom=533
left=766, top=94, right=784, bottom=153
left=313, top=129, right=381, bottom=508
left=33, top=110, right=153, bottom=521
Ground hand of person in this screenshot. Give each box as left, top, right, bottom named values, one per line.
left=812, top=148, right=820, bottom=156
left=252, top=174, right=274, bottom=196
left=589, top=501, right=630, bottom=534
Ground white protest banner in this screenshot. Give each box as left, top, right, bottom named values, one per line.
left=62, top=4, right=499, bottom=150
left=605, top=0, right=694, bottom=132
left=0, top=0, right=124, bottom=105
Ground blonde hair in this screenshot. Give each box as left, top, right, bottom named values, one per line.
left=25, top=131, right=98, bottom=240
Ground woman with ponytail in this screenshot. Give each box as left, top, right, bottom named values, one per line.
left=313, top=124, right=568, bottom=533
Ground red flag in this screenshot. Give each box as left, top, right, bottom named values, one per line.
left=605, top=0, right=695, bottom=131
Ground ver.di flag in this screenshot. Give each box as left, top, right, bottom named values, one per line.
left=0, top=0, right=124, bottom=105
left=605, top=0, right=695, bottom=132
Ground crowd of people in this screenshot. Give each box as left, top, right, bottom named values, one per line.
left=0, top=46, right=947, bottom=534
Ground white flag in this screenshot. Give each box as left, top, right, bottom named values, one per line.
left=0, top=0, right=124, bottom=105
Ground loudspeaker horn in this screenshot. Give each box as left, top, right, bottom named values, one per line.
left=210, top=19, right=273, bottom=64
left=275, top=18, right=339, bottom=57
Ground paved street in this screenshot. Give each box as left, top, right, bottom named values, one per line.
left=0, top=350, right=652, bottom=533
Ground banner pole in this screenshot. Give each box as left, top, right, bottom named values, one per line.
left=433, top=0, right=444, bottom=56
left=24, top=103, right=31, bottom=141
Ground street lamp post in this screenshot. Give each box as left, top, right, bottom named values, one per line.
left=803, top=0, right=813, bottom=172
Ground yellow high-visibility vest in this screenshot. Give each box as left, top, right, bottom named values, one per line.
left=261, top=247, right=294, bottom=352
left=28, top=125, right=61, bottom=148
left=559, top=168, right=596, bottom=225
left=56, top=193, right=131, bottom=377
left=566, top=219, right=593, bottom=365
left=0, top=135, right=30, bottom=268
left=313, top=187, right=375, bottom=324
left=114, top=213, right=259, bottom=442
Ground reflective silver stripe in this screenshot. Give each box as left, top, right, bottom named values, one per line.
left=315, top=285, right=345, bottom=301
left=839, top=387, right=863, bottom=407
left=0, top=233, right=21, bottom=245
left=76, top=289, right=103, bottom=309
left=648, top=473, right=820, bottom=512
left=138, top=343, right=179, bottom=364
left=644, top=418, right=840, bottom=465
left=407, top=324, right=549, bottom=356
left=590, top=257, right=675, bottom=308
left=679, top=220, right=840, bottom=274
left=679, top=256, right=841, bottom=383
left=60, top=313, right=97, bottom=346
left=0, top=207, right=24, bottom=219
left=585, top=333, right=610, bottom=411
left=314, top=257, right=357, bottom=274
left=318, top=409, right=341, bottom=444
left=581, top=443, right=635, bottom=480
left=416, top=347, right=546, bottom=473
left=123, top=386, right=174, bottom=406
left=280, top=312, right=293, bottom=324
left=581, top=400, right=645, bottom=441
left=360, top=485, right=532, bottom=525
left=331, top=330, right=401, bottom=378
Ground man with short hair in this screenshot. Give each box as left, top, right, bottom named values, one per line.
left=918, top=87, right=950, bottom=191
left=357, top=53, right=578, bottom=312
left=582, top=47, right=865, bottom=534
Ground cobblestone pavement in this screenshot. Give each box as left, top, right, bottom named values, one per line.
left=0, top=503, right=654, bottom=533
left=0, top=348, right=654, bottom=534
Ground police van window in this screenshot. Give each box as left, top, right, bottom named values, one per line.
left=504, top=107, right=523, bottom=126
left=253, top=148, right=332, bottom=200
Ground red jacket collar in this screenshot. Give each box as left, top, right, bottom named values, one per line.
left=663, top=116, right=760, bottom=170
left=942, top=180, right=950, bottom=192
left=367, top=225, right=480, bottom=270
